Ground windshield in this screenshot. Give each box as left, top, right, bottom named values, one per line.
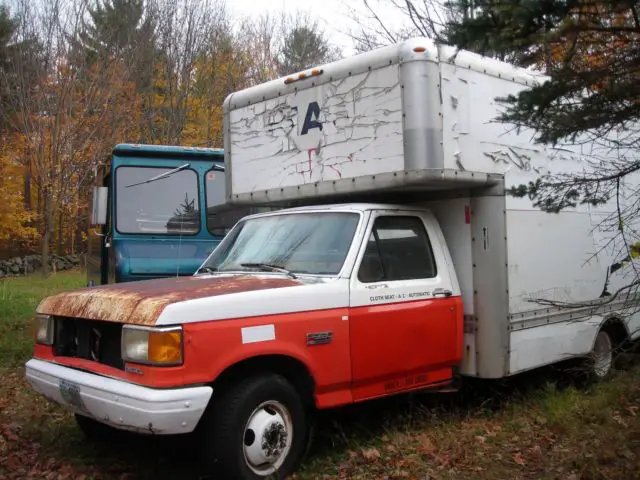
left=115, top=166, right=200, bottom=235
left=202, top=211, right=360, bottom=275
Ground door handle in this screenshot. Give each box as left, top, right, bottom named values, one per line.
left=432, top=288, right=452, bottom=297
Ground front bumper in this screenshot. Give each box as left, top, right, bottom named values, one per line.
left=25, top=358, right=212, bottom=435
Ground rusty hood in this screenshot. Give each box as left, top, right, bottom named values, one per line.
left=36, top=275, right=302, bottom=326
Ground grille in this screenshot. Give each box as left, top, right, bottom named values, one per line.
left=53, top=317, right=124, bottom=370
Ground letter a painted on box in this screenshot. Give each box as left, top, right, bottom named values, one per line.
left=301, top=102, right=323, bottom=135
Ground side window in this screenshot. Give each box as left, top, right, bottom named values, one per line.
left=205, top=168, right=279, bottom=236
left=207, top=205, right=254, bottom=237
left=205, top=168, right=250, bottom=236
left=357, top=216, right=437, bottom=283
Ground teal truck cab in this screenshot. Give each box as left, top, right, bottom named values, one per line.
left=88, top=144, right=258, bottom=285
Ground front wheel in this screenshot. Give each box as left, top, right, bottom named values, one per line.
left=200, top=373, right=308, bottom=479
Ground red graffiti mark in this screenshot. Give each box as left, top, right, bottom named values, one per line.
left=329, top=165, right=342, bottom=178
left=307, top=148, right=317, bottom=175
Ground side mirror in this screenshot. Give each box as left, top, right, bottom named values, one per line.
left=91, top=186, right=108, bottom=225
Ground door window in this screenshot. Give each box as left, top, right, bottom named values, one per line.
left=358, top=216, right=437, bottom=283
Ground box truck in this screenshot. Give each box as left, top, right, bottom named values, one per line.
left=25, top=38, right=640, bottom=479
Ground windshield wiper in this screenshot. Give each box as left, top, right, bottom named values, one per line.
left=240, top=263, right=298, bottom=279
left=196, top=266, right=217, bottom=275
left=125, top=163, right=191, bottom=188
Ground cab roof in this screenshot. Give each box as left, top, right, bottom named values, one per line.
left=243, top=203, right=426, bottom=222
left=277, top=203, right=423, bottom=213
left=113, top=143, right=224, bottom=159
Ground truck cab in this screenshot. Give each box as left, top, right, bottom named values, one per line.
left=198, top=203, right=464, bottom=400
left=88, top=144, right=268, bottom=285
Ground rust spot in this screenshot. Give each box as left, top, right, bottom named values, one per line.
left=37, top=275, right=301, bottom=326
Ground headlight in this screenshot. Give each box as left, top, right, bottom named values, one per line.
left=121, top=325, right=183, bottom=366
left=34, top=314, right=54, bottom=345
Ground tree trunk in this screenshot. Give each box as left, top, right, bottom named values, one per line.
left=74, top=202, right=83, bottom=255
left=23, top=169, right=32, bottom=210
left=36, top=186, right=42, bottom=234
left=57, top=211, right=64, bottom=255
left=41, top=188, right=53, bottom=277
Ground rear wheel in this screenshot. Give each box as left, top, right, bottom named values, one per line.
left=588, top=330, right=614, bottom=379
left=200, top=373, right=308, bottom=479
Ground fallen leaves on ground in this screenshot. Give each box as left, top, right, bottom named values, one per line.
left=1, top=364, right=640, bottom=479
left=0, top=421, right=93, bottom=480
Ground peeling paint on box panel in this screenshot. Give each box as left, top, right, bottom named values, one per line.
left=228, top=64, right=405, bottom=196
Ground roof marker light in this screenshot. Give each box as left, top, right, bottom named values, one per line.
left=284, top=68, right=324, bottom=85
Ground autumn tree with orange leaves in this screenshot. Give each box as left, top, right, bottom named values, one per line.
left=0, top=0, right=342, bottom=270
left=1, top=0, right=141, bottom=272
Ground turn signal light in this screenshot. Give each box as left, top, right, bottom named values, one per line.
left=148, top=330, right=182, bottom=364
left=121, top=325, right=183, bottom=366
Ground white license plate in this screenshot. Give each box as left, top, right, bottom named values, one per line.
left=59, top=379, right=86, bottom=410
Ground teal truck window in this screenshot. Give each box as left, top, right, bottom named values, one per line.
left=205, top=169, right=226, bottom=209
left=115, top=166, right=201, bottom=235
left=205, top=169, right=253, bottom=236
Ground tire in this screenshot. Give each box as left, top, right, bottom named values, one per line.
left=587, top=329, right=615, bottom=380
left=74, top=413, right=122, bottom=442
left=199, top=373, right=308, bottom=479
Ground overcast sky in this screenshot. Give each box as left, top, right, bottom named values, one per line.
left=227, top=0, right=409, bottom=55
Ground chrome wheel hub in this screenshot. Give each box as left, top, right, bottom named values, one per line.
left=243, top=401, right=293, bottom=476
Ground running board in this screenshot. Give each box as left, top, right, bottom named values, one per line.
left=414, top=368, right=461, bottom=394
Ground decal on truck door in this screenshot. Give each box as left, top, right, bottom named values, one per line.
left=369, top=291, right=433, bottom=302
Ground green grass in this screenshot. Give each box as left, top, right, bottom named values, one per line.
left=294, top=368, right=640, bottom=479
left=0, top=270, right=85, bottom=368
left=1, top=271, right=639, bottom=479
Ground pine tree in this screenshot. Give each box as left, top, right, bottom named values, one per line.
left=277, top=22, right=340, bottom=75
left=443, top=0, right=640, bottom=209
left=72, top=0, right=156, bottom=97
left=445, top=0, right=640, bottom=300
left=0, top=5, right=17, bottom=130
left=0, top=5, right=14, bottom=57
left=77, top=0, right=154, bottom=61
left=0, top=4, right=45, bottom=132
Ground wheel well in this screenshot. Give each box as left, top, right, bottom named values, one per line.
left=601, top=316, right=630, bottom=348
left=212, top=355, right=316, bottom=408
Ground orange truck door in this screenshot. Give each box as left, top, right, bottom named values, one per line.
left=348, top=212, right=463, bottom=402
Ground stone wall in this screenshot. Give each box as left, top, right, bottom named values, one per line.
left=0, top=254, right=82, bottom=278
